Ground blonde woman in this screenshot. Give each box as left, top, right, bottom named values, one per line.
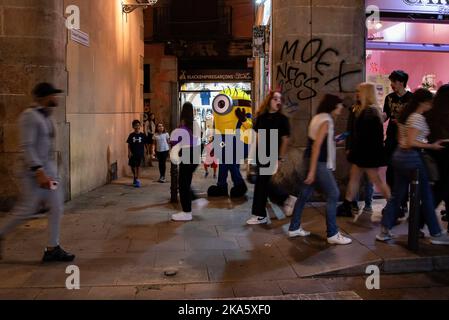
left=338, top=83, right=391, bottom=217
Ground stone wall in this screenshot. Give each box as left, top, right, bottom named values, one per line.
left=64, top=0, right=144, bottom=198
left=0, top=0, right=69, bottom=211
left=272, top=0, right=366, bottom=195
left=144, top=43, right=177, bottom=132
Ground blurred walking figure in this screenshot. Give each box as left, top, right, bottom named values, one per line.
left=203, top=124, right=218, bottom=179
left=426, top=84, right=449, bottom=226
left=203, top=143, right=218, bottom=179
left=337, top=83, right=391, bottom=217
left=0, top=83, right=75, bottom=262
left=144, top=113, right=156, bottom=166
left=288, top=94, right=352, bottom=245
left=377, top=88, right=449, bottom=245
left=341, top=103, right=375, bottom=216
left=246, top=91, right=297, bottom=225
left=153, top=123, right=170, bottom=183
left=384, top=71, right=413, bottom=218
left=170, top=102, right=208, bottom=222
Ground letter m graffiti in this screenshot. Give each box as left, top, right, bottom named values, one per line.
left=280, top=40, right=299, bottom=61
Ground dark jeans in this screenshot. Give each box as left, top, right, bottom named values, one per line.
left=252, top=172, right=289, bottom=218
left=179, top=163, right=198, bottom=213
left=289, top=162, right=339, bottom=238
left=433, top=149, right=449, bottom=209
left=387, top=160, right=409, bottom=210
left=156, top=151, right=169, bottom=178
left=217, top=164, right=244, bottom=187
left=381, top=149, right=441, bottom=236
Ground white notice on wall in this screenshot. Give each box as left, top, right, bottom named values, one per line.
left=71, top=29, right=90, bottom=47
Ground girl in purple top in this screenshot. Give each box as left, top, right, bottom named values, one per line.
left=170, top=102, right=207, bottom=222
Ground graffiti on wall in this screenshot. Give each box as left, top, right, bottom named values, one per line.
left=276, top=38, right=362, bottom=114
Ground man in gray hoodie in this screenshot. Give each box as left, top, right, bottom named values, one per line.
left=0, top=83, right=75, bottom=262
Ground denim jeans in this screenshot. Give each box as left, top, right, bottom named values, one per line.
left=381, top=149, right=442, bottom=236
left=217, top=164, right=244, bottom=188
left=289, top=161, right=339, bottom=238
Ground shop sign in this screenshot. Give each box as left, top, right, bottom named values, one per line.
left=253, top=25, right=267, bottom=58
left=179, top=70, right=253, bottom=82
left=367, top=0, right=449, bottom=14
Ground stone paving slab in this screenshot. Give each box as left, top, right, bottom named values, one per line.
left=218, top=291, right=363, bottom=300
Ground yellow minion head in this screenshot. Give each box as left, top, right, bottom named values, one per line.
left=212, top=88, right=252, bottom=134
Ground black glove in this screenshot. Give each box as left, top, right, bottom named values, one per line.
left=235, top=108, right=247, bottom=123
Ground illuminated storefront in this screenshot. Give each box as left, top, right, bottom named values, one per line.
left=366, top=0, right=449, bottom=103
left=178, top=70, right=252, bottom=135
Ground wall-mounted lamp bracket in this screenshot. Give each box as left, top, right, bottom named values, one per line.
left=122, top=0, right=158, bottom=14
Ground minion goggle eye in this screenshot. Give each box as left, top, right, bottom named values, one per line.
left=212, top=94, right=233, bottom=115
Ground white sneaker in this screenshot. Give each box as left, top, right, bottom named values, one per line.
left=246, top=215, right=268, bottom=225
left=283, top=196, right=297, bottom=217
left=430, top=233, right=449, bottom=245
left=288, top=227, right=311, bottom=238
left=192, top=198, right=209, bottom=210
left=327, top=232, right=352, bottom=245
left=171, top=212, right=193, bottom=222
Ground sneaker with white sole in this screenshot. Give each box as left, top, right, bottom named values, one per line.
left=376, top=226, right=394, bottom=242
left=246, top=215, right=268, bottom=225
left=288, top=227, right=311, bottom=238
left=283, top=196, right=297, bottom=217
left=327, top=232, right=352, bottom=245
left=430, top=233, right=449, bottom=245
left=171, top=212, right=193, bottom=222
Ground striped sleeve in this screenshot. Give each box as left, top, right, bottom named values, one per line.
left=406, top=113, right=426, bottom=131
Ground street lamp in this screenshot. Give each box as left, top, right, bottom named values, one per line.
left=122, top=0, right=158, bottom=14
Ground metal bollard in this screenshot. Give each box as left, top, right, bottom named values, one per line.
left=408, top=169, right=420, bottom=252
left=170, top=162, right=178, bottom=203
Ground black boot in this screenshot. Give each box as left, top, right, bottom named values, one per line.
left=337, top=200, right=353, bottom=217
left=207, top=185, right=229, bottom=197
left=230, top=183, right=248, bottom=198
left=42, top=246, right=75, bottom=263
left=351, top=201, right=360, bottom=215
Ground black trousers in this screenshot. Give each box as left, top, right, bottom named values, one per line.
left=156, top=151, right=169, bottom=178
left=433, top=150, right=449, bottom=209
left=179, top=163, right=198, bottom=213
left=252, top=173, right=289, bottom=218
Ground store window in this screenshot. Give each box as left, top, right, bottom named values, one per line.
left=179, top=82, right=252, bottom=141
left=366, top=5, right=449, bottom=104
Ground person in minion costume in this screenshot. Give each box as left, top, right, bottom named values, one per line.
left=207, top=88, right=253, bottom=198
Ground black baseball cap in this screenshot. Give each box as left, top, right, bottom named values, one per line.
left=32, top=82, right=63, bottom=98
